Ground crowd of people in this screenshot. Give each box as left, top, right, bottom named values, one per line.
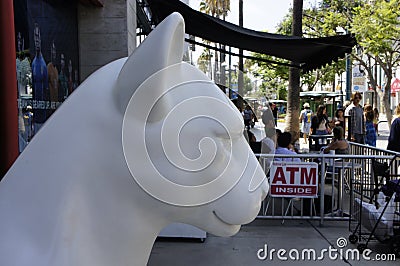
left=244, top=91, right=400, bottom=159
left=299, top=92, right=380, bottom=148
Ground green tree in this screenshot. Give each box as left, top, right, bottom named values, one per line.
left=197, top=48, right=213, bottom=76
left=200, top=0, right=230, bottom=17
left=246, top=4, right=347, bottom=130
left=246, top=0, right=400, bottom=134
left=322, top=0, right=400, bottom=126
left=351, top=0, right=400, bottom=125
left=245, top=57, right=289, bottom=100
left=280, top=6, right=347, bottom=92
left=226, top=67, right=253, bottom=96
left=199, top=1, right=231, bottom=85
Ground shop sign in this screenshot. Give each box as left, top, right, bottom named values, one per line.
left=352, top=66, right=366, bottom=92
left=270, top=162, right=318, bottom=198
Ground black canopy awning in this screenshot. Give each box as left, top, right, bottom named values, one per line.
left=147, top=0, right=356, bottom=72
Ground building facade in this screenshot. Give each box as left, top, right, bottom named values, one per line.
left=14, top=0, right=137, bottom=152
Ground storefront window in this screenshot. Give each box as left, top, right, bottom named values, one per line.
left=14, top=0, right=79, bottom=152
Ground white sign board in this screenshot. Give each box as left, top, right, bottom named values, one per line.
left=270, top=162, right=319, bottom=198
left=352, top=66, right=366, bottom=92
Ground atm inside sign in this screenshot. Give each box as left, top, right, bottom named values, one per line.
left=270, top=162, right=319, bottom=198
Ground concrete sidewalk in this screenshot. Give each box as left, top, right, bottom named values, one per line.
left=149, top=220, right=398, bottom=265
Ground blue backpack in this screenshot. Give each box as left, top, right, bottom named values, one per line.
left=303, top=110, right=312, bottom=123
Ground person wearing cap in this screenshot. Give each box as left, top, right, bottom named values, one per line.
left=299, top=103, right=313, bottom=144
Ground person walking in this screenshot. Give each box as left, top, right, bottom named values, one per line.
left=345, top=92, right=365, bottom=144
left=299, top=102, right=313, bottom=144
left=243, top=105, right=253, bottom=130
left=262, top=106, right=276, bottom=139
left=364, top=105, right=376, bottom=147
left=387, top=103, right=400, bottom=152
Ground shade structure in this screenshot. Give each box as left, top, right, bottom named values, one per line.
left=147, top=0, right=357, bottom=72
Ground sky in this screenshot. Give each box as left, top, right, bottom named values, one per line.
left=188, top=0, right=320, bottom=33
left=186, top=0, right=321, bottom=65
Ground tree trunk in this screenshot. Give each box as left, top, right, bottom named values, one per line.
left=373, top=63, right=378, bottom=108
left=383, top=77, right=393, bottom=128
left=285, top=0, right=303, bottom=142
left=286, top=67, right=301, bottom=141
left=375, top=56, right=394, bottom=128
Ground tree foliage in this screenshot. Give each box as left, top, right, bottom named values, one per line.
left=246, top=0, right=400, bottom=127
left=352, top=0, right=400, bottom=66
left=246, top=6, right=347, bottom=102
left=199, top=0, right=230, bottom=17
left=197, top=49, right=212, bottom=74
left=197, top=1, right=231, bottom=83
left=322, top=0, right=400, bottom=124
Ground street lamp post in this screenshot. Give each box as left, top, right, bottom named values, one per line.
left=336, top=26, right=352, bottom=102
left=338, top=74, right=344, bottom=107
left=345, top=53, right=352, bottom=101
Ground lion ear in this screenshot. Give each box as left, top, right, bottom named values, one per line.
left=114, top=12, right=185, bottom=112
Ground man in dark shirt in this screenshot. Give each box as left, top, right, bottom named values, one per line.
left=345, top=92, right=365, bottom=144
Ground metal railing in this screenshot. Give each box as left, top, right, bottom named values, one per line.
left=349, top=142, right=400, bottom=173
left=256, top=148, right=399, bottom=226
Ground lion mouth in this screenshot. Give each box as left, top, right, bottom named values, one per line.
left=212, top=210, right=236, bottom=226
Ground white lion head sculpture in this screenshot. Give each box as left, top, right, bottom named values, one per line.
left=0, top=13, right=268, bottom=266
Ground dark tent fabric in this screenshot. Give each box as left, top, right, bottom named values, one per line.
left=147, top=0, right=356, bottom=72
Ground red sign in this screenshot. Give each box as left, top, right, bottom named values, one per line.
left=270, top=162, right=319, bottom=198
left=391, top=78, right=400, bottom=93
